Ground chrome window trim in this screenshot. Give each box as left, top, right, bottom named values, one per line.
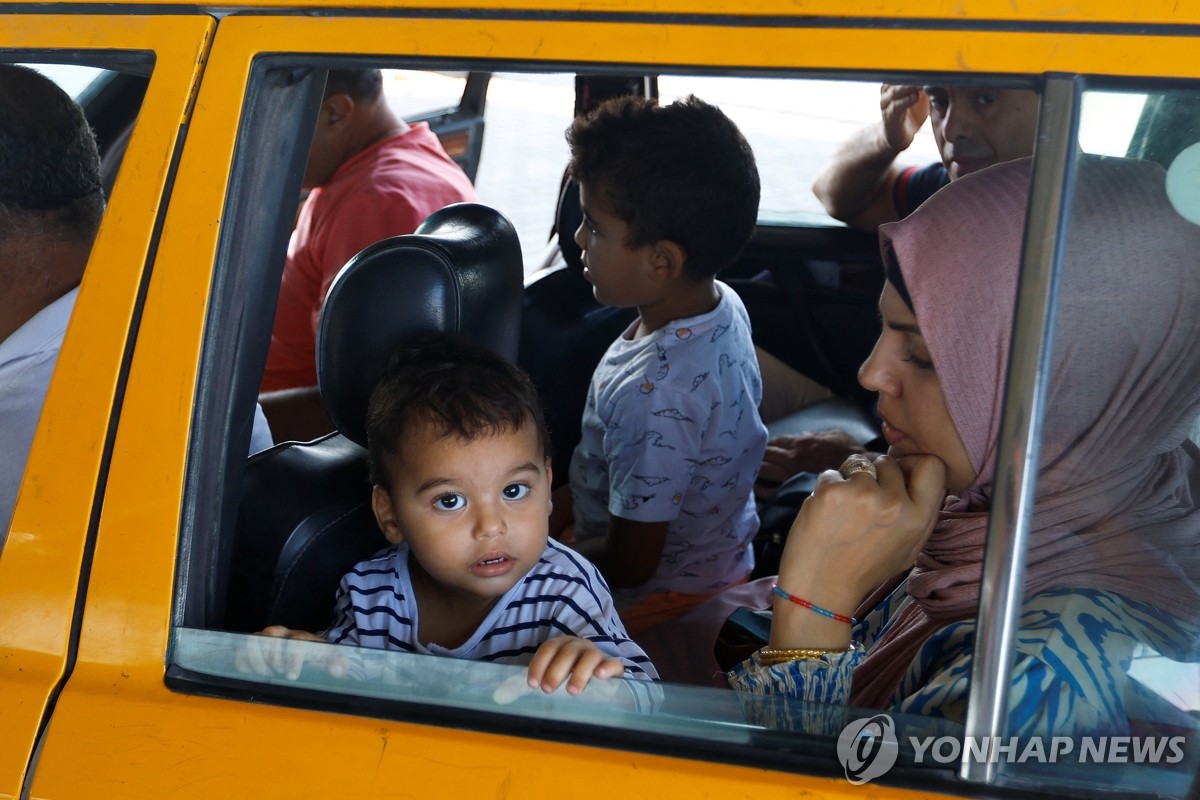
left=960, top=74, right=1082, bottom=784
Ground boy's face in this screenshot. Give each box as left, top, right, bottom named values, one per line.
left=573, top=182, right=660, bottom=308
left=371, top=419, right=553, bottom=604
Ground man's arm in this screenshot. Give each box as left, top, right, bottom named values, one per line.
left=811, top=84, right=930, bottom=231
left=573, top=515, right=669, bottom=590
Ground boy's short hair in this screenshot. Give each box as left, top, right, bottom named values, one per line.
left=566, top=94, right=760, bottom=280
left=365, top=333, right=551, bottom=486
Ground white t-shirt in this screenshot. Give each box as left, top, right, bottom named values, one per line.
left=0, top=288, right=273, bottom=550
left=569, top=281, right=768, bottom=597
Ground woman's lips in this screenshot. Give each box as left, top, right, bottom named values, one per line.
left=880, top=417, right=907, bottom=447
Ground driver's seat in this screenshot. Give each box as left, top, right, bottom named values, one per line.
left=222, top=202, right=523, bottom=633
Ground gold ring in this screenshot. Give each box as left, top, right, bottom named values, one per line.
left=839, top=454, right=877, bottom=481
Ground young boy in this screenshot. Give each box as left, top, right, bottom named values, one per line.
left=245, top=334, right=658, bottom=695
left=557, top=95, right=769, bottom=635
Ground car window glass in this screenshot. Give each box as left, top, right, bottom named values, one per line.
left=472, top=72, right=574, bottom=272
left=999, top=82, right=1200, bottom=798
left=658, top=76, right=942, bottom=225
left=1079, top=90, right=1148, bottom=156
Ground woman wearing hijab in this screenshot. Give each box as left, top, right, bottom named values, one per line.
left=728, top=155, right=1200, bottom=737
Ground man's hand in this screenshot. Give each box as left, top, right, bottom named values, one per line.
left=755, top=430, right=867, bottom=501
left=813, top=83, right=930, bottom=229
left=879, top=84, right=930, bottom=153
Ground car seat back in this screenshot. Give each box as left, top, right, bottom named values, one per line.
left=224, top=202, right=523, bottom=633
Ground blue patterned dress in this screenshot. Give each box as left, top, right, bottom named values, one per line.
left=727, top=578, right=1199, bottom=737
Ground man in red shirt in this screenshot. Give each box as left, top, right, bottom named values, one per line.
left=260, top=69, right=478, bottom=441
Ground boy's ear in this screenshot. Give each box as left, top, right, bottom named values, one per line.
left=647, top=239, right=687, bottom=282
left=371, top=485, right=405, bottom=544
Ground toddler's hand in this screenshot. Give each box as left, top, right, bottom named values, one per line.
left=235, top=625, right=345, bottom=680
left=526, top=636, right=624, bottom=696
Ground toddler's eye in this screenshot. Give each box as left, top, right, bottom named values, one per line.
left=435, top=493, right=466, bottom=511
left=503, top=483, right=531, bottom=501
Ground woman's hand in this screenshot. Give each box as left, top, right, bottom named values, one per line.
left=769, top=454, right=945, bottom=649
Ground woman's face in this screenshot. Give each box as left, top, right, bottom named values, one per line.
left=859, top=281, right=978, bottom=492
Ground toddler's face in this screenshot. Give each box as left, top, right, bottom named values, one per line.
left=371, top=419, right=553, bottom=604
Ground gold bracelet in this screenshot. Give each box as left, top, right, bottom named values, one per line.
left=753, top=646, right=847, bottom=666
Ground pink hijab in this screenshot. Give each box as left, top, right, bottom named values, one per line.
left=851, top=156, right=1200, bottom=708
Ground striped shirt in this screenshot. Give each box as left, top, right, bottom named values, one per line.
left=323, top=538, right=658, bottom=683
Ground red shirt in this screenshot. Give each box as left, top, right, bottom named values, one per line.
left=261, top=123, right=478, bottom=392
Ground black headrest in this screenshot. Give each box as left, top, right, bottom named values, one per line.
left=316, top=202, right=523, bottom=447
left=555, top=177, right=583, bottom=272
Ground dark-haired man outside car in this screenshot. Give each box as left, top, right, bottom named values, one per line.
left=812, top=84, right=1039, bottom=231
left=755, top=84, right=1040, bottom=498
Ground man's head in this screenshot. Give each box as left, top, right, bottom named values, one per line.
left=302, top=68, right=398, bottom=189
left=0, top=64, right=104, bottom=342
left=922, top=86, right=1039, bottom=181
left=0, top=64, right=104, bottom=248
left=566, top=94, right=760, bottom=281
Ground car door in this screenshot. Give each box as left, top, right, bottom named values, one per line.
left=0, top=18, right=211, bottom=798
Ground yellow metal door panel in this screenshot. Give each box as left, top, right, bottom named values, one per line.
left=5, top=0, right=1199, bottom=26
left=0, top=15, right=213, bottom=800
left=189, top=14, right=1200, bottom=78
left=27, top=10, right=1199, bottom=798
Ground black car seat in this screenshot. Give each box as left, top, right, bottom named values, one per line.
left=223, top=202, right=523, bottom=633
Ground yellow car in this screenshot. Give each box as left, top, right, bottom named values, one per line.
left=2, top=2, right=1198, bottom=798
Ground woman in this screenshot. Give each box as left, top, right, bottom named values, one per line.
left=729, top=155, right=1200, bottom=737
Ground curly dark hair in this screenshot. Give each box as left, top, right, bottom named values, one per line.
left=0, top=64, right=104, bottom=244
left=566, top=94, right=760, bottom=280
left=366, top=333, right=551, bottom=487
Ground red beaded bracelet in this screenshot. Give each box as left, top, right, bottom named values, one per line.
left=771, top=583, right=856, bottom=625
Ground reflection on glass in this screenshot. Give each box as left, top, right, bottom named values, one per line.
left=1002, top=85, right=1200, bottom=797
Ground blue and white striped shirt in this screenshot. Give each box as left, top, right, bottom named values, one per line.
left=323, top=538, right=658, bottom=682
